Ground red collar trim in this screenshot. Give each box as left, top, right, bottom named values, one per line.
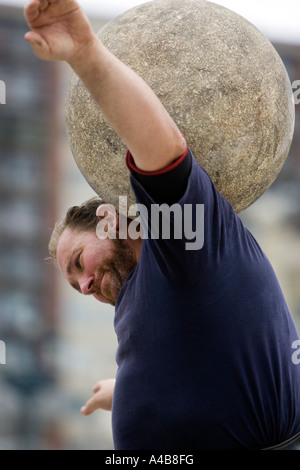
left=126, top=145, right=189, bottom=176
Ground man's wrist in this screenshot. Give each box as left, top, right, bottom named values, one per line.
left=68, top=34, right=102, bottom=73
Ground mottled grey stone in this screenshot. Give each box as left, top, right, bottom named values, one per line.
left=65, top=0, right=295, bottom=215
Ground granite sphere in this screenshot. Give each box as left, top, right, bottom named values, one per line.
left=65, top=0, right=295, bottom=214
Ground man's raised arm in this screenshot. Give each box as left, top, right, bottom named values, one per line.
left=24, top=0, right=186, bottom=171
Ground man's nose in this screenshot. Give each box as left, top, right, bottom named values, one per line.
left=79, top=275, right=95, bottom=295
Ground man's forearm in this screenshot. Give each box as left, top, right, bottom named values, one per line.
left=24, top=0, right=186, bottom=170
left=68, top=36, right=186, bottom=172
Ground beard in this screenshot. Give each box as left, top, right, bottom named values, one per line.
left=94, top=238, right=137, bottom=306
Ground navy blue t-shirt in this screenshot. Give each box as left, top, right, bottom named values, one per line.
left=112, top=148, right=300, bottom=450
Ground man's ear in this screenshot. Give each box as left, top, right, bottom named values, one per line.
left=96, top=204, right=119, bottom=239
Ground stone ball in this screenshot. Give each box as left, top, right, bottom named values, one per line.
left=65, top=0, right=295, bottom=215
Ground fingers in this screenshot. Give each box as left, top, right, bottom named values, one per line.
left=81, top=379, right=115, bottom=415
left=24, top=31, right=44, bottom=46
left=24, top=1, right=40, bottom=23
left=39, top=0, right=50, bottom=11
left=24, top=31, right=50, bottom=58
left=93, top=383, right=101, bottom=393
left=24, top=0, right=60, bottom=23
left=81, top=382, right=103, bottom=415
left=80, top=395, right=99, bottom=416
left=24, top=1, right=50, bottom=27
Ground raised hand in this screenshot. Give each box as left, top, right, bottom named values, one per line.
left=24, top=0, right=95, bottom=63
left=24, top=0, right=186, bottom=172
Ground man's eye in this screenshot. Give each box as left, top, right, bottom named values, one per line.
left=75, top=254, right=81, bottom=269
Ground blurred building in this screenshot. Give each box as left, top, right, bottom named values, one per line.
left=0, top=4, right=299, bottom=450
left=0, top=5, right=61, bottom=449
left=0, top=5, right=117, bottom=450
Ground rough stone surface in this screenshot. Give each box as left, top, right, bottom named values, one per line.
left=65, top=0, right=295, bottom=215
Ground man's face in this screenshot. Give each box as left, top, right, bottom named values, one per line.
left=56, top=227, right=137, bottom=306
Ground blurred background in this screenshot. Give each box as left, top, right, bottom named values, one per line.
left=0, top=0, right=299, bottom=450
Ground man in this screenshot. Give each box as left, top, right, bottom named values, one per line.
left=24, top=0, right=300, bottom=450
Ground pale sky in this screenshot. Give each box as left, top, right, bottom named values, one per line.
left=2, top=0, right=300, bottom=44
